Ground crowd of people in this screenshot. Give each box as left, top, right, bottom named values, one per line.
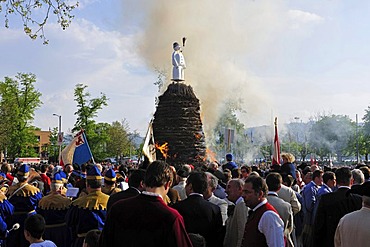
left=0, top=152, right=368, bottom=247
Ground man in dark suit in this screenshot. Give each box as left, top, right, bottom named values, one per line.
left=172, top=171, right=224, bottom=247
left=106, top=169, right=145, bottom=213
left=313, top=167, right=362, bottom=247
left=100, top=161, right=193, bottom=247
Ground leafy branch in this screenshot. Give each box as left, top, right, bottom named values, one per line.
left=0, top=0, right=79, bottom=44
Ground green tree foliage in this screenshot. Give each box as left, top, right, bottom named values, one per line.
left=106, top=120, right=131, bottom=160
left=72, top=83, right=109, bottom=161
left=0, top=73, right=42, bottom=159
left=72, top=83, right=108, bottom=134
left=353, top=107, right=370, bottom=162
left=0, top=0, right=79, bottom=44
left=308, top=114, right=355, bottom=162
left=48, top=126, right=59, bottom=162
left=89, top=122, right=110, bottom=161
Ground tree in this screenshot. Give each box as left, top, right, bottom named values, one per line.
left=355, top=106, right=370, bottom=162
left=1, top=0, right=78, bottom=44
left=308, top=114, right=355, bottom=162
left=106, top=120, right=131, bottom=161
left=89, top=122, right=110, bottom=161
left=72, top=83, right=108, bottom=161
left=0, top=73, right=42, bottom=159
left=210, top=101, right=254, bottom=163
left=48, top=127, right=59, bottom=162
left=72, top=83, right=108, bottom=134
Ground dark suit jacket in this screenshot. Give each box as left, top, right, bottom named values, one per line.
left=313, top=187, right=362, bottom=247
left=172, top=194, right=224, bottom=247
left=106, top=187, right=140, bottom=213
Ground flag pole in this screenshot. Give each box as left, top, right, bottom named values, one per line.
left=272, top=117, right=281, bottom=165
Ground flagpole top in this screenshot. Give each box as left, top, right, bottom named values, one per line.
left=274, top=117, right=278, bottom=126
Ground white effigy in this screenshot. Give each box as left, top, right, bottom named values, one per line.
left=172, top=42, right=186, bottom=81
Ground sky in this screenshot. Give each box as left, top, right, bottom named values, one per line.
left=1, top=0, right=370, bottom=138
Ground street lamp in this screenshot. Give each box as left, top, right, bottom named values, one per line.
left=53, top=113, right=62, bottom=163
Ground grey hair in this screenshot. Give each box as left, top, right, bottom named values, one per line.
left=205, top=172, right=218, bottom=189
left=352, top=169, right=365, bottom=185
left=229, top=178, right=245, bottom=189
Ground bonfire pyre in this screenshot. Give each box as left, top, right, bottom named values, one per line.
left=152, top=83, right=206, bottom=166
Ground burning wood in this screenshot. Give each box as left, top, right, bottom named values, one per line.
left=155, top=142, right=169, bottom=159
left=205, top=148, right=217, bottom=162
left=153, top=83, right=206, bottom=166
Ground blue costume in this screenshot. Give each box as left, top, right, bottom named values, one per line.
left=65, top=166, right=109, bottom=247
left=0, top=192, right=14, bottom=245
left=101, top=168, right=121, bottom=195
left=6, top=164, right=42, bottom=247
left=37, top=173, right=72, bottom=247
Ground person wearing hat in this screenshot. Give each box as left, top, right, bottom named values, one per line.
left=6, top=164, right=43, bottom=247
left=173, top=165, right=191, bottom=200
left=66, top=165, right=109, bottom=247
left=37, top=172, right=72, bottom=247
left=172, top=41, right=186, bottom=81
left=334, top=182, right=370, bottom=247
left=101, top=168, right=121, bottom=196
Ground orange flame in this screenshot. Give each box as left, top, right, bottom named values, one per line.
left=155, top=142, right=169, bottom=159
left=206, top=148, right=218, bottom=162
left=194, top=132, right=203, bottom=139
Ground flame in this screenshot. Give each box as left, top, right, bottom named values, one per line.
left=155, top=142, right=169, bottom=159
left=194, top=132, right=203, bottom=140
left=206, top=148, right=218, bottom=162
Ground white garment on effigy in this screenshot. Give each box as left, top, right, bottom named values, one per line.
left=172, top=51, right=186, bottom=81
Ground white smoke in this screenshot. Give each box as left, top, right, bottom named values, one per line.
left=122, top=1, right=301, bottom=137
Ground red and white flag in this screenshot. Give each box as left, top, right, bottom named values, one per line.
left=272, top=117, right=281, bottom=165
left=60, top=130, right=94, bottom=167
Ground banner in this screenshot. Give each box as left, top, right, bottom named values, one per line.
left=272, top=117, right=281, bottom=165
left=60, top=130, right=94, bottom=166
left=142, top=120, right=156, bottom=163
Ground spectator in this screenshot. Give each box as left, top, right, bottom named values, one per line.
left=313, top=167, right=362, bottom=247
left=83, top=229, right=101, bottom=247
left=24, top=214, right=57, bottom=247
left=241, top=175, right=284, bottom=247
left=173, top=171, right=223, bottom=247
left=100, top=161, right=192, bottom=247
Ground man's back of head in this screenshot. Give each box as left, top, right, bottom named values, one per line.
left=128, top=169, right=146, bottom=190
left=144, top=161, right=172, bottom=188
left=186, top=172, right=208, bottom=194
left=266, top=172, right=282, bottom=192
left=335, top=167, right=352, bottom=186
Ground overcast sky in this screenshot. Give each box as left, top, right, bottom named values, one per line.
left=1, top=0, right=370, bottom=137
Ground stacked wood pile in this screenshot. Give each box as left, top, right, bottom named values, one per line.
left=153, top=83, right=206, bottom=166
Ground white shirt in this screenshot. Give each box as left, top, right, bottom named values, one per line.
left=142, top=191, right=163, bottom=200
left=253, top=199, right=285, bottom=247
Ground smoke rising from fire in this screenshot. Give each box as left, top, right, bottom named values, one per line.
left=123, top=1, right=291, bottom=137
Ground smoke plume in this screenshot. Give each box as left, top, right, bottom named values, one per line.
left=123, top=1, right=290, bottom=137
